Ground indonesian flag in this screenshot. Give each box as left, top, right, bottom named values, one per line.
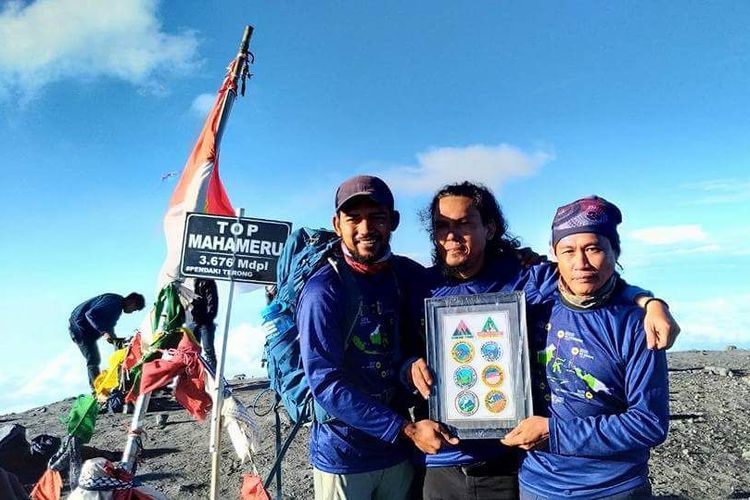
left=156, top=59, right=239, bottom=290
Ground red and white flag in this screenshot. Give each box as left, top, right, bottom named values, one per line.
left=157, top=60, right=239, bottom=289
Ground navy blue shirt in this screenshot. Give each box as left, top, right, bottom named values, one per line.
left=298, top=256, right=422, bottom=474
left=520, top=286, right=669, bottom=498
left=69, top=293, right=124, bottom=342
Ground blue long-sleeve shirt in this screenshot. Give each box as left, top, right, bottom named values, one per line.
left=519, top=286, right=669, bottom=499
left=69, top=293, right=124, bottom=342
left=298, top=257, right=422, bottom=474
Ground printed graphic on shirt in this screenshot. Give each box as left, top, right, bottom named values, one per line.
left=537, top=327, right=611, bottom=401
left=452, top=320, right=474, bottom=339
left=451, top=341, right=475, bottom=363
left=477, top=316, right=503, bottom=338
left=455, top=390, right=479, bottom=416
left=485, top=390, right=508, bottom=413
left=352, top=323, right=392, bottom=355
left=480, top=341, right=502, bottom=362
left=573, top=367, right=611, bottom=395
left=454, top=365, right=478, bottom=389
left=538, top=344, right=556, bottom=366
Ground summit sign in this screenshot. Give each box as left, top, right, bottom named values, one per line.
left=180, top=213, right=292, bottom=284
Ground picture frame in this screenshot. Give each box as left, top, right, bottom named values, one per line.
left=425, top=291, right=532, bottom=439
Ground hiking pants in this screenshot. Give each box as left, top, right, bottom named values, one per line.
left=189, top=321, right=217, bottom=370
left=423, top=464, right=519, bottom=500
left=313, top=460, right=414, bottom=500
left=72, top=334, right=101, bottom=388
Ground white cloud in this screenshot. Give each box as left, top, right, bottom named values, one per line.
left=190, top=92, right=215, bottom=117
left=221, top=322, right=268, bottom=380
left=628, top=225, right=708, bottom=246
left=380, top=143, right=553, bottom=194
left=0, top=346, right=88, bottom=414
left=671, top=294, right=750, bottom=349
left=0, top=322, right=268, bottom=414
left=681, top=178, right=750, bottom=205
left=0, top=0, right=199, bottom=99
left=15, top=347, right=86, bottom=397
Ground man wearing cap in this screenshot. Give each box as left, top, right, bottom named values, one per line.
left=502, top=196, right=670, bottom=499
left=298, top=175, right=458, bottom=500
left=404, top=183, right=678, bottom=499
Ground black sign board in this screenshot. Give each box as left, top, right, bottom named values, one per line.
left=180, top=213, right=292, bottom=284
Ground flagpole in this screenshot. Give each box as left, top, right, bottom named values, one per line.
left=209, top=207, right=243, bottom=500
left=216, top=25, right=254, bottom=149
left=120, top=25, right=254, bottom=475
left=206, top=26, right=253, bottom=500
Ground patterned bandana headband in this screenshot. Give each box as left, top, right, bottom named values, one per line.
left=551, top=195, right=622, bottom=248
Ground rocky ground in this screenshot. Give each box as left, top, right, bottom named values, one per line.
left=2, top=349, right=750, bottom=499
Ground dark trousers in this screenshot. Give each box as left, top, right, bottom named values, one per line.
left=423, top=464, right=519, bottom=500
left=72, top=333, right=101, bottom=388
left=189, top=322, right=217, bottom=370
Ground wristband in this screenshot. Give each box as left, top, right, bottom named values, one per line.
left=643, top=297, right=669, bottom=310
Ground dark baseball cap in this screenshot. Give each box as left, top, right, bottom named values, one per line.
left=335, top=175, right=395, bottom=212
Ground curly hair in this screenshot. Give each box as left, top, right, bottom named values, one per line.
left=419, top=181, right=520, bottom=265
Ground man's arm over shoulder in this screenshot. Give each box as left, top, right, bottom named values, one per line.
left=514, top=262, right=558, bottom=304
left=298, top=269, right=406, bottom=443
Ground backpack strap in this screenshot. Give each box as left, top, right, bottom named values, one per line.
left=327, top=256, right=363, bottom=350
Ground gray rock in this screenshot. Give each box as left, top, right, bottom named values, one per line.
left=726, top=345, right=738, bottom=351
left=704, top=365, right=734, bottom=377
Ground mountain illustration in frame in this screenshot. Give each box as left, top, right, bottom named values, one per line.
left=451, top=319, right=473, bottom=339
left=477, top=316, right=503, bottom=337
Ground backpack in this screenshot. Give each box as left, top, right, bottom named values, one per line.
left=261, top=227, right=362, bottom=424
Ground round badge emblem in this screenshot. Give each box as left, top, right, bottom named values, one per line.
left=482, top=364, right=505, bottom=387
left=485, top=390, right=508, bottom=413
left=480, top=341, right=502, bottom=362
left=453, top=365, right=477, bottom=389
left=451, top=341, right=475, bottom=363
left=455, top=390, right=479, bottom=416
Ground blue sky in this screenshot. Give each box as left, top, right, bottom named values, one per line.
left=1, top=0, right=748, bottom=413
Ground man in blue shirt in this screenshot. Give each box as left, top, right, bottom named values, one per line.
left=502, top=196, right=670, bottom=499
left=68, top=292, right=145, bottom=388
left=404, top=182, right=679, bottom=500
left=298, top=175, right=458, bottom=500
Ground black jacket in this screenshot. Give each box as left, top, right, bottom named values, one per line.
left=191, top=279, right=218, bottom=324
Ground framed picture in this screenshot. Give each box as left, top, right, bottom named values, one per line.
left=425, top=291, right=532, bottom=439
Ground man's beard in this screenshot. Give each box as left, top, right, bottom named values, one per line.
left=432, top=245, right=475, bottom=281
left=349, top=235, right=390, bottom=264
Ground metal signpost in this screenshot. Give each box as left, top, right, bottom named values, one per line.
left=180, top=210, right=290, bottom=499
